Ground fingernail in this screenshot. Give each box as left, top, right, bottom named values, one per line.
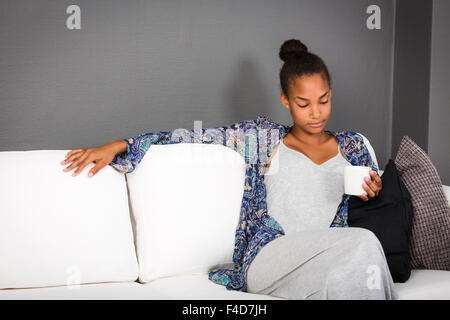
left=72, top=172, right=76, bottom=177
left=88, top=172, right=93, bottom=178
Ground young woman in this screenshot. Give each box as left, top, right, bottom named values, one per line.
left=60, top=39, right=397, bottom=299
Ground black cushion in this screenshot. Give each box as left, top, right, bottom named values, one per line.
left=348, top=159, right=414, bottom=283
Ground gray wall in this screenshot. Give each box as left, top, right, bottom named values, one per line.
left=428, top=0, right=450, bottom=185
left=0, top=0, right=405, bottom=173
left=391, top=0, right=432, bottom=157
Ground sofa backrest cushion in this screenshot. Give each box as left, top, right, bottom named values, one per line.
left=125, top=143, right=246, bottom=283
left=443, top=185, right=450, bottom=205
left=0, top=150, right=138, bottom=289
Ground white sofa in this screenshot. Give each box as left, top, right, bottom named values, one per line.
left=1, top=144, right=450, bottom=300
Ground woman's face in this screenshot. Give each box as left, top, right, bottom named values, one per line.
left=280, top=73, right=332, bottom=134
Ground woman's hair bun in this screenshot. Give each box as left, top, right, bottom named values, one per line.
left=279, top=39, right=308, bottom=62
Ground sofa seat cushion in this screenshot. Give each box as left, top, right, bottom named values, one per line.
left=394, top=269, right=450, bottom=299
left=0, top=281, right=149, bottom=300
left=0, top=273, right=279, bottom=300
left=140, top=272, right=282, bottom=300
left=1, top=270, right=449, bottom=300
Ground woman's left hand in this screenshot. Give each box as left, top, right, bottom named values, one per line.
left=358, top=169, right=382, bottom=202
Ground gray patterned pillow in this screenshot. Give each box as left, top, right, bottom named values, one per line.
left=394, top=136, right=450, bottom=270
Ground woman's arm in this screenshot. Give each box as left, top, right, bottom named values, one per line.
left=109, top=115, right=290, bottom=175
left=61, top=115, right=287, bottom=177
left=109, top=118, right=258, bottom=174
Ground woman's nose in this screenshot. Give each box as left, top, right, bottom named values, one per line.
left=310, top=104, right=321, bottom=118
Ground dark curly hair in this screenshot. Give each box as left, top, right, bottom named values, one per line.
left=279, top=39, right=331, bottom=97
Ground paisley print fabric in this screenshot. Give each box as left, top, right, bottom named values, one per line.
left=109, top=115, right=379, bottom=292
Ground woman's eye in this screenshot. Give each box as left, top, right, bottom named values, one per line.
left=297, top=100, right=328, bottom=108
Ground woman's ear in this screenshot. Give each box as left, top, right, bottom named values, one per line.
left=280, top=92, right=290, bottom=111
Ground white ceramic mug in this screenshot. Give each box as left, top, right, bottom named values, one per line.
left=344, top=166, right=372, bottom=196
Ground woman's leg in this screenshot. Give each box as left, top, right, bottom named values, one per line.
left=246, top=227, right=398, bottom=300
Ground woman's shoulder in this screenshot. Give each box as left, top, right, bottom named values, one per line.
left=255, top=114, right=291, bottom=133
left=330, top=130, right=371, bottom=144
left=330, top=129, right=374, bottom=153
left=334, top=130, right=379, bottom=169
left=331, top=129, right=364, bottom=138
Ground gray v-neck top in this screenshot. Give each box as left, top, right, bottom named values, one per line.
left=264, top=137, right=350, bottom=234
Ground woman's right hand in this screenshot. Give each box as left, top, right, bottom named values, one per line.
left=60, top=140, right=127, bottom=178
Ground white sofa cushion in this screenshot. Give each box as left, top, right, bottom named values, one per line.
left=125, top=143, right=246, bottom=283
left=0, top=150, right=139, bottom=289
left=394, top=269, right=450, bottom=300
left=0, top=274, right=280, bottom=300
left=140, top=273, right=282, bottom=300
left=1, top=269, right=449, bottom=300
left=0, top=282, right=148, bottom=300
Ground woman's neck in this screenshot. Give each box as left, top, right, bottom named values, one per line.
left=287, top=125, right=329, bottom=146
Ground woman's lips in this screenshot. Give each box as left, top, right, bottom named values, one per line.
left=309, top=121, right=324, bottom=127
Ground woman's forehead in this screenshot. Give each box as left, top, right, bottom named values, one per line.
left=289, top=74, right=330, bottom=98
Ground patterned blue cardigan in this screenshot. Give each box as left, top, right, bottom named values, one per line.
left=108, top=115, right=379, bottom=292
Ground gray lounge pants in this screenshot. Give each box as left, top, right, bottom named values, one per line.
left=246, top=227, right=399, bottom=300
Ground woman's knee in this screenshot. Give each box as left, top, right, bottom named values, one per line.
left=347, top=227, right=382, bottom=248
left=340, top=227, right=386, bottom=266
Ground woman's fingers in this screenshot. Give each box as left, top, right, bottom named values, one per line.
left=61, top=142, right=119, bottom=178
left=72, top=155, right=97, bottom=177
left=362, top=175, right=379, bottom=199
left=87, top=162, right=106, bottom=178
left=362, top=182, right=376, bottom=198
left=358, top=193, right=369, bottom=202
left=363, top=176, right=377, bottom=192
left=357, top=170, right=382, bottom=202
left=61, top=150, right=83, bottom=165
left=369, top=170, right=382, bottom=188
left=370, top=171, right=382, bottom=193
left=63, top=152, right=90, bottom=174
left=65, top=149, right=83, bottom=158
left=62, top=153, right=81, bottom=171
